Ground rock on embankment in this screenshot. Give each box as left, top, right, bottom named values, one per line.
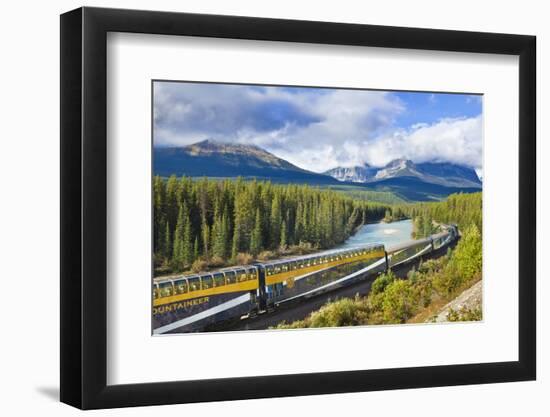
left=433, top=280, right=482, bottom=322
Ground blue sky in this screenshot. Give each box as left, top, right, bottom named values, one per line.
left=154, top=82, right=483, bottom=174
left=392, top=92, right=482, bottom=129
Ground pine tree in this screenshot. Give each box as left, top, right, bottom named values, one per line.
left=250, top=208, right=263, bottom=256
left=182, top=213, right=193, bottom=266
left=280, top=219, right=287, bottom=249
left=231, top=189, right=254, bottom=257
left=163, top=219, right=171, bottom=260
left=172, top=204, right=185, bottom=270
left=422, top=216, right=433, bottom=237
left=193, top=236, right=199, bottom=262
left=212, top=211, right=229, bottom=259
left=270, top=195, right=282, bottom=248
left=201, top=216, right=210, bottom=260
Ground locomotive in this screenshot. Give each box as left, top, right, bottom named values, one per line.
left=153, top=225, right=458, bottom=334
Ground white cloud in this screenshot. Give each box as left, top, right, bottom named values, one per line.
left=361, top=116, right=483, bottom=170
left=154, top=82, right=482, bottom=173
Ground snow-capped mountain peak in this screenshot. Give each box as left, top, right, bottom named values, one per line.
left=324, top=158, right=481, bottom=188
left=323, top=164, right=376, bottom=183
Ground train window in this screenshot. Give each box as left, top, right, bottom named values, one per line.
left=237, top=269, right=247, bottom=282
left=213, top=273, right=225, bottom=287
left=201, top=275, right=213, bottom=290
left=174, top=279, right=188, bottom=294
left=247, top=268, right=257, bottom=280
left=266, top=265, right=273, bottom=276
left=153, top=284, right=159, bottom=300
left=225, top=271, right=237, bottom=285
left=188, top=277, right=201, bottom=292
left=159, top=281, right=174, bottom=297
left=282, top=263, right=289, bottom=272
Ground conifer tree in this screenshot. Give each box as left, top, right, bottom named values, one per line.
left=163, top=219, right=171, bottom=260
left=250, top=208, right=263, bottom=256
left=280, top=220, right=288, bottom=249
left=182, top=212, right=193, bottom=266
left=201, top=216, right=210, bottom=260
left=172, top=204, right=185, bottom=270
left=270, top=195, right=282, bottom=248
left=193, top=236, right=199, bottom=261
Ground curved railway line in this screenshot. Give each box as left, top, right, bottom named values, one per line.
left=153, top=224, right=459, bottom=334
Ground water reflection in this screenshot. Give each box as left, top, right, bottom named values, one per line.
left=339, top=219, right=413, bottom=249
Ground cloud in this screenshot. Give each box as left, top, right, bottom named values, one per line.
left=154, top=82, right=482, bottom=172
left=362, top=116, right=483, bottom=170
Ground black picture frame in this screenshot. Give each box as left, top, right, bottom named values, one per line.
left=60, top=6, right=536, bottom=410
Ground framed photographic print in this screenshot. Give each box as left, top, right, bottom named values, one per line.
left=60, top=6, right=536, bottom=409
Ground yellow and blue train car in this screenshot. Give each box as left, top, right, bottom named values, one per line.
left=153, top=266, right=259, bottom=334
left=152, top=224, right=459, bottom=334
left=261, top=244, right=386, bottom=307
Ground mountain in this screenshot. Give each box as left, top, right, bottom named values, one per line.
left=416, top=162, right=482, bottom=188
left=325, top=158, right=481, bottom=189
left=374, top=158, right=423, bottom=180
left=155, top=140, right=482, bottom=202
left=154, top=140, right=340, bottom=185
left=324, top=165, right=377, bottom=183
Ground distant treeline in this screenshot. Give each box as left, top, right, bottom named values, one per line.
left=387, top=192, right=482, bottom=238
left=153, top=176, right=390, bottom=275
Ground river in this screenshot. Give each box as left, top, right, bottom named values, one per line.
left=338, top=219, right=414, bottom=249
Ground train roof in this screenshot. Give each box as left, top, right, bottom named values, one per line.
left=153, top=243, right=383, bottom=282
left=263, top=243, right=384, bottom=267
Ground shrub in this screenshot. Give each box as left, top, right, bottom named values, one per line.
left=381, top=280, right=417, bottom=323
left=433, top=263, right=462, bottom=296
left=450, top=224, right=482, bottom=279
left=418, top=256, right=447, bottom=274
left=309, top=298, right=368, bottom=328
left=447, top=306, right=482, bottom=322
left=257, top=250, right=277, bottom=261
left=235, top=252, right=253, bottom=265
left=208, top=256, right=225, bottom=268
left=371, top=271, right=395, bottom=295
left=191, top=259, right=208, bottom=273
left=434, top=224, right=482, bottom=296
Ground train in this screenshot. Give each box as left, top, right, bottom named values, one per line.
left=152, top=224, right=458, bottom=334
